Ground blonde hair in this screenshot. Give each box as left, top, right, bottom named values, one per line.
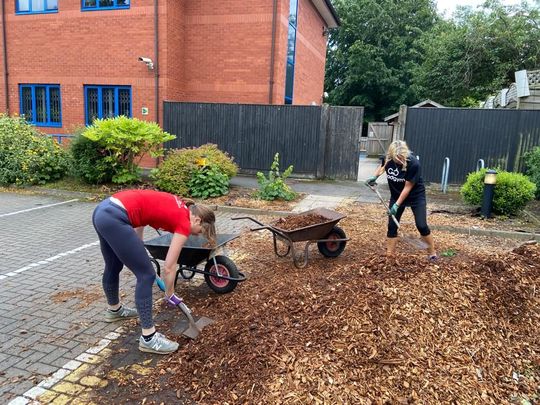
left=188, top=203, right=216, bottom=247
left=386, top=140, right=410, bottom=171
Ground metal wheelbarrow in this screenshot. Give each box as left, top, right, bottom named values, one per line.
left=145, top=233, right=246, bottom=294
left=233, top=207, right=349, bottom=268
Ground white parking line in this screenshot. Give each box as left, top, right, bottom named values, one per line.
left=0, top=199, right=79, bottom=218
left=0, top=241, right=100, bottom=279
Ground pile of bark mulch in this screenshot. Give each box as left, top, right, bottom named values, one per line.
left=99, top=208, right=540, bottom=404
left=273, top=213, right=329, bottom=231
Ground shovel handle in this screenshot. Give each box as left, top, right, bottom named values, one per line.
left=367, top=184, right=400, bottom=229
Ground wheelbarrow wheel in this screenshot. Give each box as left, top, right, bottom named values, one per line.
left=317, top=226, right=347, bottom=258
left=204, top=256, right=239, bottom=294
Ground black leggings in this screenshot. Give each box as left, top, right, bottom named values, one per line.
left=387, top=200, right=431, bottom=238
left=92, top=199, right=155, bottom=329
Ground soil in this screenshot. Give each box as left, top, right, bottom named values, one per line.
left=204, top=186, right=303, bottom=212
left=273, top=213, right=329, bottom=231
left=91, top=204, right=540, bottom=405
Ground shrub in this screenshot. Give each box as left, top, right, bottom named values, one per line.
left=153, top=144, right=238, bottom=196
left=188, top=165, right=230, bottom=199
left=256, top=153, right=296, bottom=201
left=0, top=115, right=70, bottom=186
left=70, top=129, right=115, bottom=184
left=460, top=168, right=536, bottom=216
left=524, top=146, right=540, bottom=199
left=83, top=116, right=175, bottom=184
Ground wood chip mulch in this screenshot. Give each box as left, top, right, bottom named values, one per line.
left=100, top=206, right=540, bottom=404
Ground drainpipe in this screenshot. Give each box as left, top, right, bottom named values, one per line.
left=154, top=0, right=159, bottom=125
left=268, top=0, right=277, bottom=104
left=1, top=0, right=9, bottom=114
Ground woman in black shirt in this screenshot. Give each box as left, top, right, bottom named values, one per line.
left=366, top=140, right=437, bottom=259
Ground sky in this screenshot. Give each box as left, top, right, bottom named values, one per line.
left=436, top=0, right=523, bottom=17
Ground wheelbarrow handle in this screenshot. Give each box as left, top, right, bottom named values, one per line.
left=231, top=216, right=266, bottom=227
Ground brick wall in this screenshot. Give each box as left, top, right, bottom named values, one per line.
left=0, top=0, right=332, bottom=166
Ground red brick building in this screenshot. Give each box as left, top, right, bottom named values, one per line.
left=0, top=0, right=339, bottom=137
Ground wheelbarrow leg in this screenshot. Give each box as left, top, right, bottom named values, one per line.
left=273, top=233, right=291, bottom=257
left=291, top=242, right=311, bottom=269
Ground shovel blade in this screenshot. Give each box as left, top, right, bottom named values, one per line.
left=401, top=234, right=429, bottom=250
left=180, top=317, right=214, bottom=340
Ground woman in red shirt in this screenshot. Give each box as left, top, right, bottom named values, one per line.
left=92, top=189, right=216, bottom=354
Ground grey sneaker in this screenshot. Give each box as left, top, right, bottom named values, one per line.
left=139, top=332, right=179, bottom=354
left=104, top=305, right=138, bottom=322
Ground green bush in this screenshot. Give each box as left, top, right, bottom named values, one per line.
left=152, top=144, right=238, bottom=196
left=83, top=116, right=175, bottom=184
left=0, top=115, right=70, bottom=186
left=524, top=146, right=540, bottom=199
left=460, top=168, right=536, bottom=216
left=188, top=165, right=230, bottom=199
left=256, top=153, right=296, bottom=201
left=70, top=129, right=114, bottom=184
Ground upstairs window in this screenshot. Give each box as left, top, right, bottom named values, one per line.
left=284, top=0, right=298, bottom=104
left=85, top=85, right=131, bottom=125
left=19, top=84, right=62, bottom=127
left=82, top=0, right=130, bottom=11
left=16, top=0, right=58, bottom=14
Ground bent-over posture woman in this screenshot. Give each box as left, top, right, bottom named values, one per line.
left=92, top=189, right=215, bottom=354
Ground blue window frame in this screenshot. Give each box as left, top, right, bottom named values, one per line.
left=84, top=85, right=132, bottom=125
left=16, top=0, right=58, bottom=14
left=82, top=0, right=130, bottom=11
left=285, top=0, right=298, bottom=104
left=19, top=84, right=62, bottom=127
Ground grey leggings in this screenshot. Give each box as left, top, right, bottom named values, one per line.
left=92, top=199, right=155, bottom=329
left=387, top=199, right=431, bottom=238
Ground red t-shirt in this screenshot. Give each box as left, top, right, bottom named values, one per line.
left=113, top=190, right=191, bottom=236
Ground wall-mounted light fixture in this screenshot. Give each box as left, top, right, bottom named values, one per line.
left=322, top=27, right=330, bottom=37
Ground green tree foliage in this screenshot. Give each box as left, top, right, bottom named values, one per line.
left=461, top=168, right=536, bottom=215
left=325, top=0, right=439, bottom=121
left=414, top=1, right=540, bottom=106
left=152, top=144, right=238, bottom=197
left=82, top=116, right=175, bottom=184
left=0, top=115, right=70, bottom=186
left=524, top=146, right=540, bottom=199
left=326, top=0, right=540, bottom=114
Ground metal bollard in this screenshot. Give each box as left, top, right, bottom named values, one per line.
left=481, top=169, right=497, bottom=218
left=441, top=157, right=450, bottom=193
left=476, top=159, right=485, bottom=171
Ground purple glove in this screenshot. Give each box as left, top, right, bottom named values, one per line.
left=165, top=293, right=183, bottom=306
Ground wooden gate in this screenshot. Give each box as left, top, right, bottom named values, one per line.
left=359, top=123, right=393, bottom=156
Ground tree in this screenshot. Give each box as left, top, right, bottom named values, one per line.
left=325, top=0, right=439, bottom=121
left=413, top=1, right=540, bottom=106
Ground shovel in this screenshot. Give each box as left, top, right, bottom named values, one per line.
left=367, top=184, right=429, bottom=250
left=154, top=275, right=214, bottom=339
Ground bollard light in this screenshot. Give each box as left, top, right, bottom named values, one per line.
left=481, top=169, right=497, bottom=218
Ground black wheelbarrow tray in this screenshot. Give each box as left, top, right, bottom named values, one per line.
left=233, top=207, right=349, bottom=268
left=145, top=233, right=246, bottom=294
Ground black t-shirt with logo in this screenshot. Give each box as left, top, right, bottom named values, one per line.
left=385, top=154, right=425, bottom=206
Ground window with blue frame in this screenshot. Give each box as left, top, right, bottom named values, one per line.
left=85, top=85, right=131, bottom=125
left=19, top=84, right=62, bottom=127
left=16, top=0, right=58, bottom=14
left=284, top=0, right=298, bottom=104
left=82, top=0, right=129, bottom=11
